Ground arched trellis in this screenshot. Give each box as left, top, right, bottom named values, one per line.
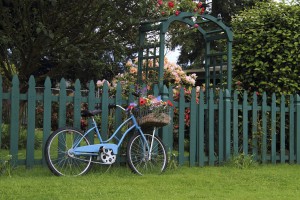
left=137, top=12, right=233, bottom=95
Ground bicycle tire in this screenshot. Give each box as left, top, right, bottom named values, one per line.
left=44, top=127, right=93, bottom=176
left=126, top=129, right=168, bottom=175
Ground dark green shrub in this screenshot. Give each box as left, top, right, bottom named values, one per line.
left=1, top=124, right=42, bottom=150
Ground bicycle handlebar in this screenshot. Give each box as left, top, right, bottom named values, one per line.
left=84, top=92, right=140, bottom=116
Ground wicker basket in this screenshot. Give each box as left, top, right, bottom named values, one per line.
left=135, top=107, right=171, bottom=128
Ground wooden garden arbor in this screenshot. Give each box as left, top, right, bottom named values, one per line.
left=137, top=12, right=233, bottom=94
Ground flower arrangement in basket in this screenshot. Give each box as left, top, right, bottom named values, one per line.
left=132, top=95, right=173, bottom=128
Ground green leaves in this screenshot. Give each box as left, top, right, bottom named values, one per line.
left=232, top=2, right=300, bottom=99
left=0, top=0, right=151, bottom=86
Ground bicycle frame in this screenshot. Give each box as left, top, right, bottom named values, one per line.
left=70, top=109, right=151, bottom=157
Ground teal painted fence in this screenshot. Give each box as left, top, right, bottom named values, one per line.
left=1, top=75, right=300, bottom=168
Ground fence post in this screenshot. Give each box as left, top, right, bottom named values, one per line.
left=178, top=87, right=185, bottom=165
left=160, top=85, right=171, bottom=149
left=87, top=80, right=96, bottom=143
left=242, top=91, right=248, bottom=155
left=73, top=79, right=82, bottom=129
left=58, top=78, right=67, bottom=128
left=0, top=76, right=2, bottom=147
left=42, top=77, right=52, bottom=165
left=295, top=94, right=300, bottom=164
left=280, top=95, right=286, bottom=163
left=218, top=90, right=224, bottom=164
left=224, top=89, right=231, bottom=161
left=198, top=90, right=205, bottom=166
left=271, top=93, right=277, bottom=164
left=252, top=92, right=258, bottom=160
left=232, top=91, right=238, bottom=155
left=289, top=95, right=295, bottom=163
left=208, top=89, right=215, bottom=166
left=26, top=76, right=36, bottom=168
left=114, top=82, right=123, bottom=139
left=10, top=75, right=20, bottom=166
left=100, top=81, right=109, bottom=141
left=261, top=92, right=267, bottom=163
left=167, top=87, right=174, bottom=153
left=189, top=87, right=197, bottom=166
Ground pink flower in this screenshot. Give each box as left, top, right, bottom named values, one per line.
left=197, top=2, right=203, bottom=8
left=157, top=0, right=163, bottom=6
left=235, top=81, right=242, bottom=86
left=175, top=10, right=180, bottom=16
left=194, top=24, right=199, bottom=28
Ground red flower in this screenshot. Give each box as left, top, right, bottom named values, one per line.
left=167, top=100, right=173, bottom=107
left=175, top=10, right=180, bottom=16
left=139, top=97, right=146, bottom=105
left=200, top=7, right=205, bottom=14
left=157, top=0, right=163, bottom=6
left=168, top=1, right=174, bottom=8
left=236, top=81, right=242, bottom=86
left=197, top=2, right=203, bottom=8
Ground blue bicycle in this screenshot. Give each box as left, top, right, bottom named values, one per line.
left=44, top=101, right=169, bottom=176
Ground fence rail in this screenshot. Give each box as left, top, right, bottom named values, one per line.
left=1, top=75, right=300, bottom=168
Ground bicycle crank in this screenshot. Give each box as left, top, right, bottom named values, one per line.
left=98, top=147, right=116, bottom=164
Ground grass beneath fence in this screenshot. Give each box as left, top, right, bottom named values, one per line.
left=1, top=164, right=300, bottom=199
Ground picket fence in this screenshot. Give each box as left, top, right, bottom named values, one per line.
left=1, top=75, right=300, bottom=168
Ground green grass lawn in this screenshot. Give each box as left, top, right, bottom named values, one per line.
left=1, top=164, right=300, bottom=200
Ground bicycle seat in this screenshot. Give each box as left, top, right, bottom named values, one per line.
left=81, top=110, right=102, bottom=117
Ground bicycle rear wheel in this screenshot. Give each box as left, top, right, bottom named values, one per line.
left=44, top=127, right=93, bottom=176
left=126, top=129, right=168, bottom=175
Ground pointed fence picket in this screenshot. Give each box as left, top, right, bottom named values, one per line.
left=1, top=75, right=300, bottom=168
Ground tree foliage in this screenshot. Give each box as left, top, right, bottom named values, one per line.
left=231, top=2, right=300, bottom=97
left=0, top=0, right=150, bottom=89
left=170, top=0, right=264, bottom=69
left=211, top=0, right=270, bottom=25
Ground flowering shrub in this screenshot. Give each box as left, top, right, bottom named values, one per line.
left=153, top=0, right=207, bottom=18
left=96, top=57, right=202, bottom=128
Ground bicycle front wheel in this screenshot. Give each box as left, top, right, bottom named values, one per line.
left=127, top=129, right=168, bottom=175
left=44, top=127, right=93, bottom=176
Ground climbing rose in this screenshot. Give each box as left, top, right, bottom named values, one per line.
left=168, top=1, right=174, bottom=8
left=197, top=2, right=202, bottom=8
left=157, top=0, right=163, bottom=6
left=175, top=10, right=180, bottom=16
left=167, top=100, right=173, bottom=107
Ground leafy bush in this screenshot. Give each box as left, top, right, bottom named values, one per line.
left=1, top=124, right=42, bottom=150
left=232, top=2, right=300, bottom=98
